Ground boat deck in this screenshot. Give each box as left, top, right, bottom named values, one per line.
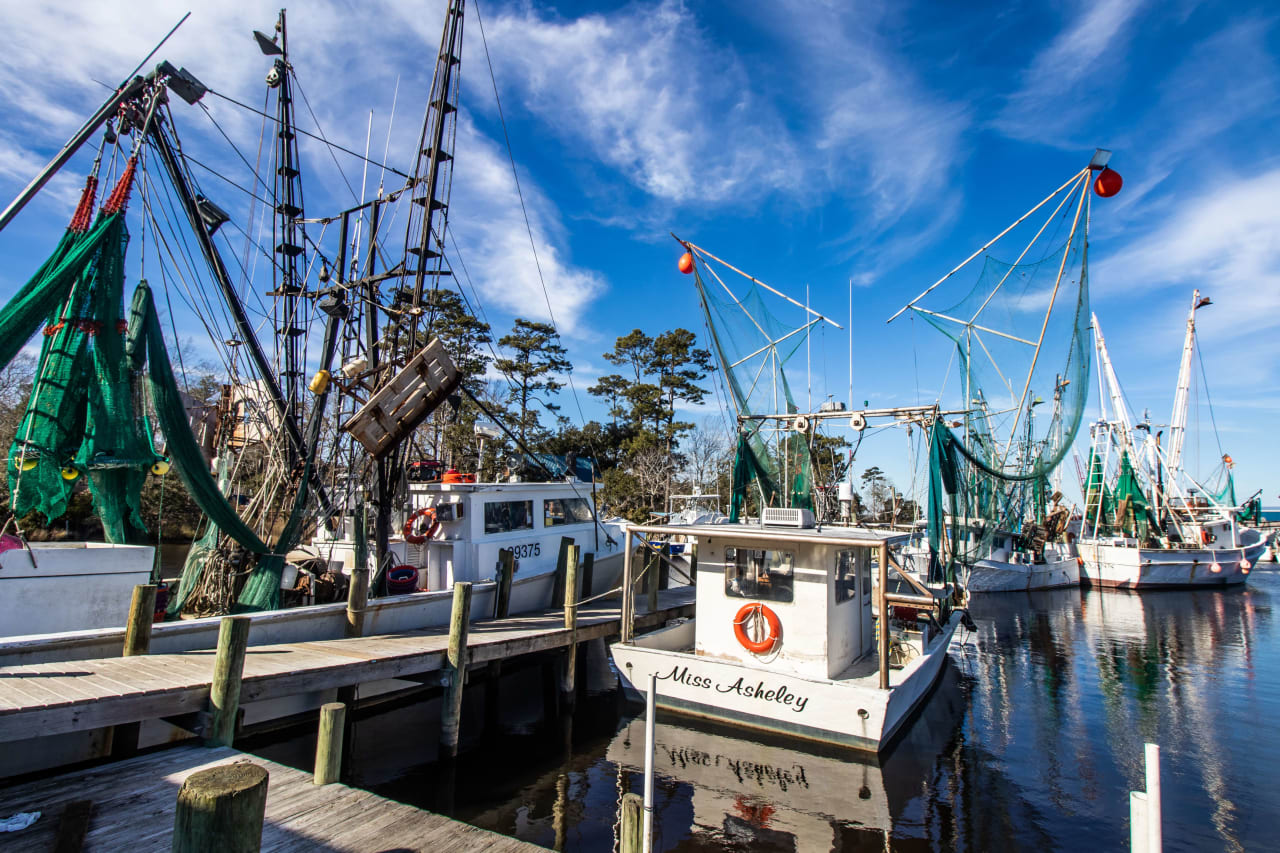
left=0, top=744, right=543, bottom=852
left=0, top=586, right=696, bottom=743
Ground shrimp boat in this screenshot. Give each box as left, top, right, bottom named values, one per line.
left=306, top=477, right=625, bottom=610
left=610, top=510, right=965, bottom=752
left=1076, top=294, right=1267, bottom=588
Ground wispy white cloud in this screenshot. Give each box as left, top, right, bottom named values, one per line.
left=470, top=0, right=794, bottom=206
left=992, top=0, right=1144, bottom=145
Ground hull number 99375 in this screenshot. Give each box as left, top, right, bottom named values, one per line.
left=510, top=542, right=541, bottom=560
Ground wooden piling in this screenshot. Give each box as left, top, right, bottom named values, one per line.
left=494, top=548, right=514, bottom=619
left=560, top=544, right=581, bottom=710
left=619, top=792, right=644, bottom=853
left=440, top=581, right=472, bottom=759
left=346, top=566, right=369, bottom=639
left=313, top=702, right=346, bottom=785
left=551, top=536, right=574, bottom=608
left=208, top=616, right=251, bottom=748
left=123, top=583, right=157, bottom=657
left=658, top=544, right=671, bottom=591
left=112, top=583, right=157, bottom=757
left=172, top=762, right=268, bottom=853
left=580, top=552, right=595, bottom=600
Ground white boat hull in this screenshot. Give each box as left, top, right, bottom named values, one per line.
left=1078, top=528, right=1266, bottom=588
left=610, top=612, right=960, bottom=752
left=0, top=543, right=155, bottom=636
left=966, top=545, right=1080, bottom=593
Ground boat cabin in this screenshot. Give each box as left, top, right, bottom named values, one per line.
left=311, top=479, right=623, bottom=593
left=627, top=510, right=941, bottom=681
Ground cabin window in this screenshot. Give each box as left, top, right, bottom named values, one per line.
left=483, top=500, right=534, bottom=534
left=835, top=549, right=867, bottom=604
left=544, top=497, right=593, bottom=527
left=724, top=547, right=794, bottom=603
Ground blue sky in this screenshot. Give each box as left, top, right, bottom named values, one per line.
left=0, top=0, right=1275, bottom=505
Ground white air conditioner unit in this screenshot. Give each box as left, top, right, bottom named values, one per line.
left=761, top=507, right=815, bottom=529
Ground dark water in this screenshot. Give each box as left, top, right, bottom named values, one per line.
left=250, top=569, right=1280, bottom=852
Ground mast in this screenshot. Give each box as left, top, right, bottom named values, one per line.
left=1167, top=289, right=1210, bottom=479
left=1091, top=313, right=1136, bottom=457
left=407, top=0, right=464, bottom=323
left=264, top=10, right=309, bottom=451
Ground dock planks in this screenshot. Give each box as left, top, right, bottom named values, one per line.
left=0, top=586, right=695, bottom=743
left=0, top=743, right=544, bottom=852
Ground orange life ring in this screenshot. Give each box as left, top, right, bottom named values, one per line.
left=403, top=507, right=439, bottom=544
left=733, top=603, right=781, bottom=654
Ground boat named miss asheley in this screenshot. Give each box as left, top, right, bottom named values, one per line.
left=611, top=510, right=967, bottom=752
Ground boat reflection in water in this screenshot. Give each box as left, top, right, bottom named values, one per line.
left=607, top=666, right=965, bottom=851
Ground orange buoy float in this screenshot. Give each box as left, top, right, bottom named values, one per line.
left=403, top=507, right=439, bottom=544
left=1093, top=167, right=1123, bottom=198
left=733, top=602, right=781, bottom=654
left=678, top=252, right=694, bottom=274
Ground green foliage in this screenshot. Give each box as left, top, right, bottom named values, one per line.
left=495, top=318, right=570, bottom=446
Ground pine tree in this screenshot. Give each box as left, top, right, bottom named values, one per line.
left=495, top=319, right=570, bottom=446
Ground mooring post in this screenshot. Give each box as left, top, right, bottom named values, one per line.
left=346, top=566, right=369, bottom=639
left=560, top=544, right=581, bottom=710
left=112, top=583, right=158, bottom=757
left=123, top=583, right=158, bottom=656
left=658, top=544, right=671, bottom=591
left=172, top=763, right=268, bottom=853
left=581, top=552, right=595, bottom=601
left=313, top=702, right=346, bottom=785
left=207, top=616, right=251, bottom=748
left=551, top=536, right=574, bottom=607
left=620, top=792, right=644, bottom=853
left=440, top=581, right=473, bottom=758
left=494, top=548, right=515, bottom=619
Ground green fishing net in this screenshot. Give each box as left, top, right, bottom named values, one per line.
left=691, top=264, right=814, bottom=520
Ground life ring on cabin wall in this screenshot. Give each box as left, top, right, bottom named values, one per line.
left=403, top=507, right=439, bottom=545
left=733, top=603, right=782, bottom=654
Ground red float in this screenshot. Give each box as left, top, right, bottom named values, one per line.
left=678, top=252, right=694, bottom=274
left=1093, top=167, right=1123, bottom=198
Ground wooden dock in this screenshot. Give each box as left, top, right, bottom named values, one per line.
left=0, top=743, right=544, bottom=852
left=0, top=586, right=694, bottom=743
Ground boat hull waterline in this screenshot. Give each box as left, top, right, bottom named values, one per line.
left=1078, top=531, right=1267, bottom=589
left=611, top=612, right=961, bottom=753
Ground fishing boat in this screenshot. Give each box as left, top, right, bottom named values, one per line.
left=305, top=476, right=625, bottom=609
left=1076, top=294, right=1267, bottom=588
left=0, top=0, right=628, bottom=641
left=611, top=511, right=966, bottom=752
left=888, top=151, right=1121, bottom=594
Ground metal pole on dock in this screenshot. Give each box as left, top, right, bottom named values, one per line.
left=440, top=581, right=473, bottom=759
left=208, top=616, right=251, bottom=748
left=643, top=671, right=657, bottom=853
left=621, top=531, right=635, bottom=644
left=1129, top=743, right=1162, bottom=853
left=877, top=542, right=890, bottom=690
left=172, top=763, right=268, bottom=853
